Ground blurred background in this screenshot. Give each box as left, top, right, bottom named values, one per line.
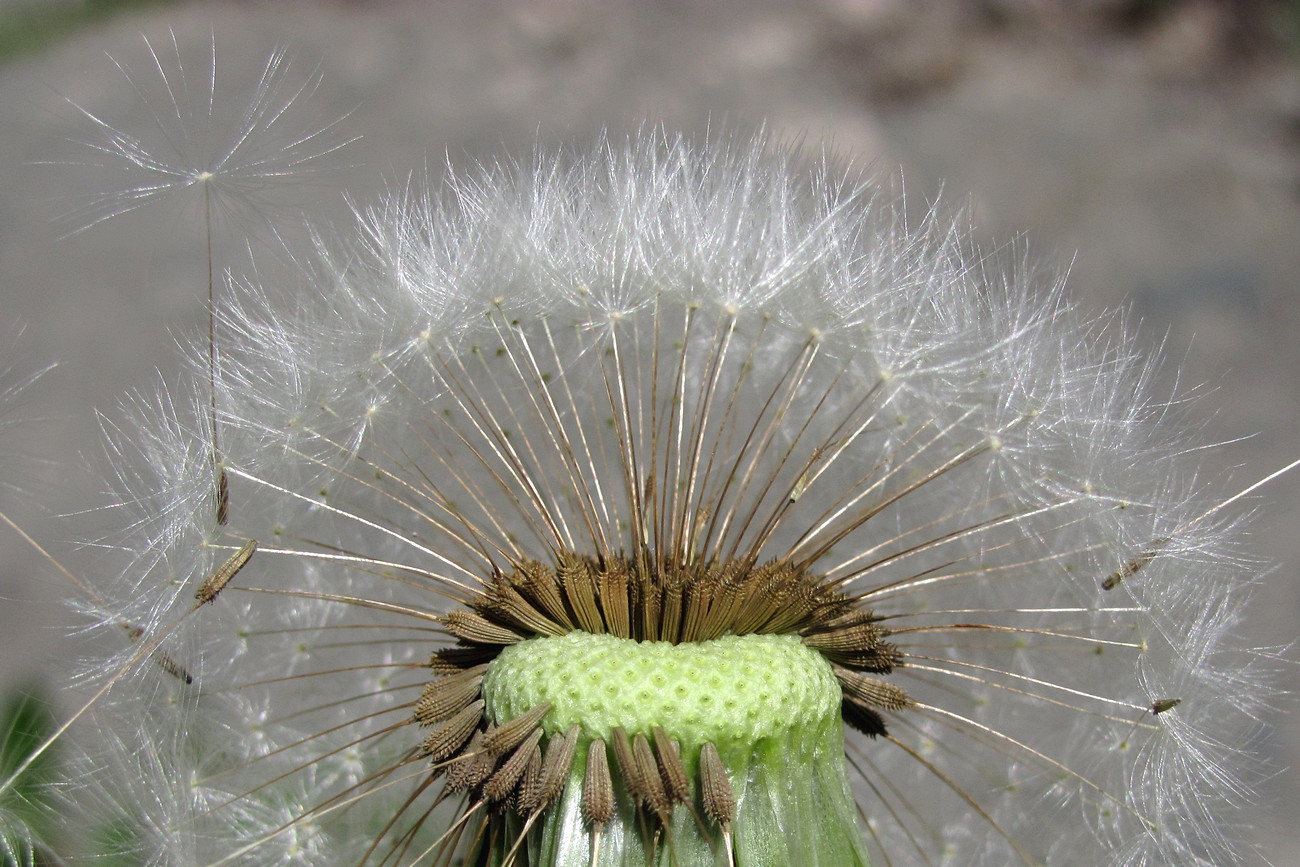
left=1, top=0, right=1298, bottom=862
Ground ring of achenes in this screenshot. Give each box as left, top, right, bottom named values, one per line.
left=412, top=551, right=906, bottom=864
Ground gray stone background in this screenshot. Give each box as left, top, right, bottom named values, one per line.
left=1, top=0, right=1298, bottom=862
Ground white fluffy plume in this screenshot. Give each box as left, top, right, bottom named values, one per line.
left=73, top=131, right=1275, bottom=866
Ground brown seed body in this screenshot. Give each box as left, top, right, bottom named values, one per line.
left=582, top=739, right=615, bottom=827
left=195, top=539, right=256, bottom=605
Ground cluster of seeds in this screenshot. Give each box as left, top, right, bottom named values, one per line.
left=410, top=551, right=911, bottom=861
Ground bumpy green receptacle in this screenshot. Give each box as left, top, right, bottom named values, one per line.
left=481, top=631, right=870, bottom=866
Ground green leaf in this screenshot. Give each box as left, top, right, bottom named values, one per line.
left=0, top=683, right=57, bottom=867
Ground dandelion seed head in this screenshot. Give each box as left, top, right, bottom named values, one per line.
left=77, top=130, right=1277, bottom=866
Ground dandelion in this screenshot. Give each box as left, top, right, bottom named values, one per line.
left=78, top=131, right=1276, bottom=866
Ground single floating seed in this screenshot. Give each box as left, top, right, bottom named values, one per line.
left=1152, top=698, right=1182, bottom=715
left=1102, top=538, right=1170, bottom=590
left=121, top=623, right=193, bottom=685
left=214, top=465, right=229, bottom=526
left=195, top=539, right=257, bottom=604
left=150, top=649, right=194, bottom=685
left=790, top=470, right=810, bottom=502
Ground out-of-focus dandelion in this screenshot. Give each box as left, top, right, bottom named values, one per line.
left=0, top=338, right=59, bottom=867
left=0, top=682, right=60, bottom=867
left=67, top=125, right=1284, bottom=867
left=0, top=337, right=220, bottom=866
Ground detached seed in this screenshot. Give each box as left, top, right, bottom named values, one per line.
left=1103, top=539, right=1169, bottom=590
left=196, top=539, right=256, bottom=604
